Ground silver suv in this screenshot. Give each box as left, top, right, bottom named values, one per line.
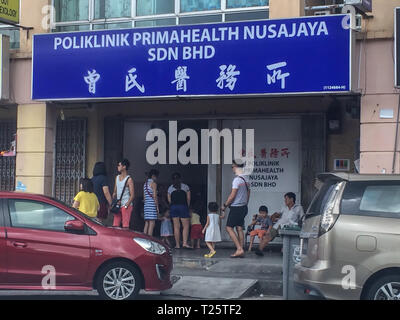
left=294, top=173, right=400, bottom=300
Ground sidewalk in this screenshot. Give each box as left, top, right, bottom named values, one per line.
left=163, top=243, right=284, bottom=300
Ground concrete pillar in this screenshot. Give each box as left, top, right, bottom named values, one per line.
left=269, top=0, right=305, bottom=19
left=16, top=103, right=56, bottom=195
left=19, top=0, right=51, bottom=54
left=359, top=38, right=400, bottom=174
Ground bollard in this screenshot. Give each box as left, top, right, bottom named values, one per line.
left=280, top=228, right=308, bottom=300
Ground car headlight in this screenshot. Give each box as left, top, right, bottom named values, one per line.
left=133, top=238, right=166, bottom=255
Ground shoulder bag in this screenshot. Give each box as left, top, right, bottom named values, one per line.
left=110, top=176, right=130, bottom=214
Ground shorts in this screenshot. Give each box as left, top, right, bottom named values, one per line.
left=226, top=206, right=248, bottom=228
left=191, top=224, right=203, bottom=239
left=170, top=204, right=190, bottom=219
left=250, top=229, right=267, bottom=238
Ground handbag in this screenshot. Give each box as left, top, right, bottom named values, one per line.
left=110, top=176, right=130, bottom=214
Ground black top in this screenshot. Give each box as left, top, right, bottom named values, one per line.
left=92, top=175, right=109, bottom=204
left=171, top=189, right=187, bottom=206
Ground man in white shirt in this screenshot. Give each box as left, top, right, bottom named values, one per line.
left=255, top=192, right=304, bottom=256
left=222, top=160, right=250, bottom=258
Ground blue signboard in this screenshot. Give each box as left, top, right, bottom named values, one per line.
left=32, top=15, right=352, bottom=100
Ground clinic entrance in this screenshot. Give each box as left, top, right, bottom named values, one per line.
left=123, top=119, right=209, bottom=229
left=114, top=115, right=316, bottom=241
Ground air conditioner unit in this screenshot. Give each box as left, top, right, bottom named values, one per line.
left=344, top=0, right=372, bottom=13
left=314, top=10, right=332, bottom=16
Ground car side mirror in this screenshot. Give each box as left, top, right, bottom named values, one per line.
left=65, top=220, right=85, bottom=232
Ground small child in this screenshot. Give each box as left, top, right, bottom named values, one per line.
left=202, top=202, right=222, bottom=258
left=248, top=205, right=273, bottom=252
left=159, top=209, right=173, bottom=247
left=190, top=208, right=202, bottom=249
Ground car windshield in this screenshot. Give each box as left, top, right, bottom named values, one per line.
left=44, top=195, right=106, bottom=227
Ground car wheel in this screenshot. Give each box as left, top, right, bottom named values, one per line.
left=365, top=275, right=400, bottom=300
left=96, top=261, right=142, bottom=300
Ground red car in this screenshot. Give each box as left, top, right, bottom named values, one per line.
left=0, top=192, right=173, bottom=300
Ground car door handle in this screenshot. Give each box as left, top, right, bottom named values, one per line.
left=13, top=241, right=27, bottom=248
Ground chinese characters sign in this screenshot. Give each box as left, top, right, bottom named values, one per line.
left=249, top=142, right=299, bottom=192
left=32, top=15, right=351, bottom=100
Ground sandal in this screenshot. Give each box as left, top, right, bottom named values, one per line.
left=230, top=252, right=245, bottom=258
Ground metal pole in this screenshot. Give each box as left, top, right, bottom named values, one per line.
left=305, top=4, right=345, bottom=11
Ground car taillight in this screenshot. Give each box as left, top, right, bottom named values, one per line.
left=319, top=182, right=344, bottom=236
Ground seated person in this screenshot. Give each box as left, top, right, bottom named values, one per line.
left=256, top=192, right=304, bottom=256
left=248, top=205, right=272, bottom=252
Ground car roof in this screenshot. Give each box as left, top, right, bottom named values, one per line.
left=318, top=172, right=400, bottom=182
left=0, top=192, right=58, bottom=202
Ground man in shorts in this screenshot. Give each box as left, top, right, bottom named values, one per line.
left=222, top=160, right=250, bottom=258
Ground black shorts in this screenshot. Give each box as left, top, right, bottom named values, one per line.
left=226, top=206, right=248, bottom=228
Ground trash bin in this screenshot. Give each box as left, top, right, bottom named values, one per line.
left=280, top=227, right=306, bottom=300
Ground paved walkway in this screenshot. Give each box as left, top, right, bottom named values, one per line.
left=164, top=244, right=284, bottom=299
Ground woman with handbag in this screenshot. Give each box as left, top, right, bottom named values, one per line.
left=111, top=159, right=135, bottom=229
left=143, top=169, right=159, bottom=236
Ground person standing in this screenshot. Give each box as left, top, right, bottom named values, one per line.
left=91, top=162, right=112, bottom=224
left=168, top=173, right=191, bottom=249
left=190, top=207, right=203, bottom=249
left=73, top=178, right=99, bottom=218
left=159, top=208, right=173, bottom=247
left=256, top=192, right=304, bottom=256
left=202, top=202, right=222, bottom=258
left=143, top=169, right=159, bottom=236
left=222, top=160, right=250, bottom=258
left=112, top=159, right=135, bottom=229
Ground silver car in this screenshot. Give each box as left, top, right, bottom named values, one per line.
left=294, top=173, right=400, bottom=300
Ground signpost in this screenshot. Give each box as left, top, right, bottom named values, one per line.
left=32, top=14, right=352, bottom=101
left=0, top=0, right=19, bottom=25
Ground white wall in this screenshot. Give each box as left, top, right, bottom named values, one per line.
left=219, top=118, right=302, bottom=241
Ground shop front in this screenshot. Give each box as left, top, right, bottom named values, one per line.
left=0, top=34, right=16, bottom=192
left=31, top=14, right=359, bottom=238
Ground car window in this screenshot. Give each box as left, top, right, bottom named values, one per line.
left=8, top=199, right=75, bottom=232
left=360, top=185, right=400, bottom=214
left=341, top=181, right=400, bottom=218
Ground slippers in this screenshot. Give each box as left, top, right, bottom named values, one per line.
left=230, top=253, right=245, bottom=258
left=182, top=246, right=193, bottom=250
left=205, top=251, right=216, bottom=258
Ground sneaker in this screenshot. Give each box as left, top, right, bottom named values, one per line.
left=255, top=249, right=264, bottom=256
